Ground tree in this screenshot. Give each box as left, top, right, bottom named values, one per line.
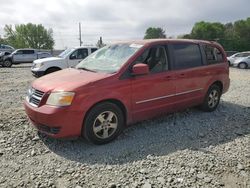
left=4, top=23, right=54, bottom=49
left=190, top=21, right=225, bottom=41
left=144, top=27, right=166, bottom=39
left=179, top=17, right=250, bottom=51
left=0, top=36, right=6, bottom=44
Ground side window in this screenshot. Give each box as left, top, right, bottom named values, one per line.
left=204, top=45, right=224, bottom=64
left=242, top=53, right=250, bottom=57
left=172, top=44, right=202, bottom=69
left=91, top=48, right=98, bottom=53
left=134, top=45, right=169, bottom=73
left=23, top=50, right=35, bottom=54
left=78, top=48, right=89, bottom=59
left=70, top=49, right=88, bottom=59
left=235, top=53, right=243, bottom=57
left=15, top=50, right=23, bottom=55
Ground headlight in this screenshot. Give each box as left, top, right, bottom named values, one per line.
left=34, top=63, right=44, bottom=68
left=46, top=91, right=75, bottom=106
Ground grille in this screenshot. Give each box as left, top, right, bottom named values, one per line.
left=28, top=88, right=45, bottom=107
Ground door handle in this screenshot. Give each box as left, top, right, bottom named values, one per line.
left=164, top=75, right=175, bottom=80
left=178, top=73, right=185, bottom=78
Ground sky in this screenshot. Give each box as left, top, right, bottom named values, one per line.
left=0, top=0, right=249, bottom=49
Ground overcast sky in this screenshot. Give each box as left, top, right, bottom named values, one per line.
left=0, top=0, right=249, bottom=49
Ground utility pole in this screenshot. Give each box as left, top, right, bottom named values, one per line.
left=79, top=22, right=82, bottom=46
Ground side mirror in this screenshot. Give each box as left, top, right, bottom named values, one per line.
left=132, top=63, right=149, bottom=76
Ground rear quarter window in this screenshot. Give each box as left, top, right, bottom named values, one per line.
left=203, top=45, right=224, bottom=64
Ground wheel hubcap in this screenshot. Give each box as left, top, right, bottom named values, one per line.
left=93, top=111, right=118, bottom=139
left=239, top=63, right=246, bottom=69
left=208, top=90, right=219, bottom=108
left=5, top=61, right=11, bottom=67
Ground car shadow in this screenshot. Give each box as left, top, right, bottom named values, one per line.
left=39, top=100, right=250, bottom=165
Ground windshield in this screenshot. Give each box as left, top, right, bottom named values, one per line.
left=11, top=50, right=18, bottom=55
left=58, top=48, right=75, bottom=58
left=76, top=43, right=143, bottom=73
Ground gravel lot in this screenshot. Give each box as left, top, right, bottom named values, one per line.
left=0, top=65, right=249, bottom=188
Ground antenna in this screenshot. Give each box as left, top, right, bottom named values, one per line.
left=79, top=22, right=83, bottom=46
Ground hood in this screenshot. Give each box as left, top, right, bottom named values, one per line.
left=33, top=57, right=63, bottom=64
left=32, top=68, right=111, bottom=92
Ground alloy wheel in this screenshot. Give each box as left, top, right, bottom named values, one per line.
left=208, top=90, right=219, bottom=108
left=93, top=111, right=118, bottom=139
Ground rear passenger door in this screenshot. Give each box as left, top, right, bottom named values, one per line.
left=23, top=50, right=36, bottom=62
left=169, top=43, right=205, bottom=109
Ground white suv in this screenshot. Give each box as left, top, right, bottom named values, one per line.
left=31, top=46, right=98, bottom=77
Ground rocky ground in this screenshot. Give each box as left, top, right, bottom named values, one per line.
left=0, top=65, right=249, bottom=188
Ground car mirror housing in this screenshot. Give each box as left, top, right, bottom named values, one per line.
left=132, top=63, right=149, bottom=76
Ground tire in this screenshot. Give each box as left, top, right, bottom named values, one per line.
left=228, top=61, right=231, bottom=66
left=83, top=102, right=124, bottom=145
left=238, top=62, right=247, bottom=69
left=45, top=67, right=61, bottom=75
left=3, top=60, right=12, bottom=68
left=200, top=85, right=221, bottom=112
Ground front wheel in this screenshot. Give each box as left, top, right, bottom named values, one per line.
left=200, top=85, right=221, bottom=112
left=83, top=102, right=124, bottom=144
left=3, top=60, right=12, bottom=67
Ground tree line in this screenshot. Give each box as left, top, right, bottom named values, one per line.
left=1, top=17, right=249, bottom=51
left=143, top=17, right=250, bottom=52
left=181, top=17, right=250, bottom=51
left=0, top=23, right=54, bottom=49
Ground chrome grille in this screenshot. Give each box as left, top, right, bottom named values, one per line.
left=27, top=88, right=45, bottom=107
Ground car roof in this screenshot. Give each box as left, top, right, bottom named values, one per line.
left=16, top=48, right=35, bottom=50
left=111, top=39, right=219, bottom=46
left=73, top=46, right=97, bottom=49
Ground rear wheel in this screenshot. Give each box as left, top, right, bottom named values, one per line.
left=3, top=60, right=12, bottom=67
left=200, top=85, right=221, bottom=112
left=238, top=62, right=247, bottom=69
left=83, top=102, right=124, bottom=144
left=45, top=67, right=61, bottom=75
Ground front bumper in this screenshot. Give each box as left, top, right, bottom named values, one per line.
left=31, top=70, right=45, bottom=77
left=24, top=100, right=83, bottom=138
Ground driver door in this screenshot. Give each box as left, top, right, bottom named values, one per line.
left=13, top=50, right=24, bottom=62
left=131, top=45, right=177, bottom=122
left=68, top=48, right=89, bottom=67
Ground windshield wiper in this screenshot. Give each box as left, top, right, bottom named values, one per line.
left=77, top=67, right=96, bottom=72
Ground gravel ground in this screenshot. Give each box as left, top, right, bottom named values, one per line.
left=0, top=65, right=249, bottom=188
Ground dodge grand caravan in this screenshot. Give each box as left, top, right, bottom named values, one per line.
left=24, top=39, right=230, bottom=144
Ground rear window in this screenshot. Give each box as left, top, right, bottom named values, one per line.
left=172, top=43, right=202, bottom=70
left=204, top=45, right=224, bottom=64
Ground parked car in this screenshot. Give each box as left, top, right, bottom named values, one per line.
left=227, top=51, right=250, bottom=66
left=232, top=56, right=250, bottom=69
left=24, top=39, right=230, bottom=144
left=1, top=49, right=52, bottom=67
left=0, top=44, right=15, bottom=54
left=31, top=46, right=98, bottom=77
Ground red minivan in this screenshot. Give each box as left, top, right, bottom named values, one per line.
left=24, top=39, right=230, bottom=144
